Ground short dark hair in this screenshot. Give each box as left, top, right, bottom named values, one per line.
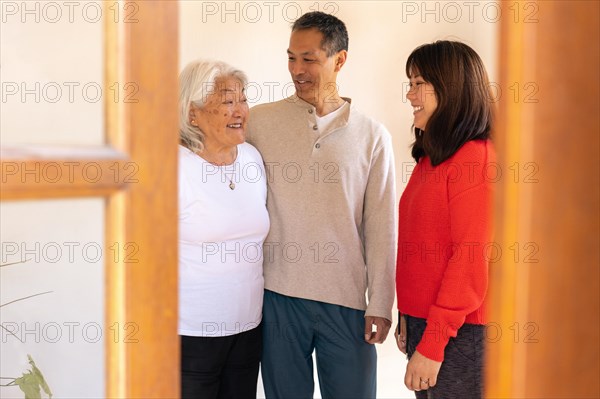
left=292, top=11, right=349, bottom=56
left=406, top=40, right=494, bottom=166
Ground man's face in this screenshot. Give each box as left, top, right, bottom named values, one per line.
left=287, top=28, right=342, bottom=105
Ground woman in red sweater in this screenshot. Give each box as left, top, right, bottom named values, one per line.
left=395, top=41, right=495, bottom=399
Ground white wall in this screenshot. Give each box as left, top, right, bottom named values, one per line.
left=180, top=1, right=498, bottom=398
left=0, top=0, right=104, bottom=146
left=180, top=0, right=498, bottom=192
left=0, top=1, right=497, bottom=398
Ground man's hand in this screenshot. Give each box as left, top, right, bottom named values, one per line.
left=364, top=316, right=391, bottom=344
left=404, top=350, right=442, bottom=391
left=394, top=314, right=407, bottom=354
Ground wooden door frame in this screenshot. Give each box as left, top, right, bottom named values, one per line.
left=1, top=2, right=179, bottom=398
left=486, top=1, right=600, bottom=398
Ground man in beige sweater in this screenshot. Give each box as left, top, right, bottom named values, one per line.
left=246, top=11, right=397, bottom=399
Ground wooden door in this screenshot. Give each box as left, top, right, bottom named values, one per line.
left=486, top=1, right=600, bottom=397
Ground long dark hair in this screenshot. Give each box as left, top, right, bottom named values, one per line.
left=406, top=41, right=494, bottom=165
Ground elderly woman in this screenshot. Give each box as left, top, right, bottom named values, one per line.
left=178, top=60, right=269, bottom=398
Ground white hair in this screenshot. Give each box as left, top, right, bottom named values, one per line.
left=179, top=59, right=248, bottom=153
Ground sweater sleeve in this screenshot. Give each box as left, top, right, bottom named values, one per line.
left=363, top=131, right=397, bottom=321
left=416, top=147, right=493, bottom=361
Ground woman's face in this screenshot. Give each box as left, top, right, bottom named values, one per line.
left=190, top=76, right=248, bottom=149
left=406, top=69, right=438, bottom=131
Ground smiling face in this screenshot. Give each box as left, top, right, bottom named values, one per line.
left=287, top=28, right=345, bottom=106
left=407, top=70, right=438, bottom=131
left=190, top=76, right=248, bottom=150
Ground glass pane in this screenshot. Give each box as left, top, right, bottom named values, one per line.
left=0, top=1, right=103, bottom=145
left=1, top=198, right=104, bottom=399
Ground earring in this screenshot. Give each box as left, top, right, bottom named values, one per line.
left=191, top=120, right=196, bottom=126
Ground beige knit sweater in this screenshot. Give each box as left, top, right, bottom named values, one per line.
left=247, top=95, right=397, bottom=320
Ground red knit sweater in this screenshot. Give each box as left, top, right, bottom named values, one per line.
left=396, top=139, right=495, bottom=362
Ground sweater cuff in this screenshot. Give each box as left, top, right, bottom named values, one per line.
left=415, top=321, right=450, bottom=362
left=365, top=304, right=392, bottom=322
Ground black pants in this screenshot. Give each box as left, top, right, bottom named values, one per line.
left=405, top=315, right=485, bottom=399
left=181, top=324, right=262, bottom=399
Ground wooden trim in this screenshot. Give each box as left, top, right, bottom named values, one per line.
left=485, top=2, right=529, bottom=396
left=1, top=187, right=120, bottom=201
left=487, top=1, right=540, bottom=396
left=0, top=147, right=133, bottom=200
left=104, top=2, right=179, bottom=398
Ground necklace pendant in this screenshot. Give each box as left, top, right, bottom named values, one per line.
left=229, top=181, right=235, bottom=190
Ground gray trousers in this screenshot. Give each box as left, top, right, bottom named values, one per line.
left=405, top=314, right=485, bottom=399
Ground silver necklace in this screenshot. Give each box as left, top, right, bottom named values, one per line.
left=219, top=164, right=236, bottom=190
left=199, top=147, right=237, bottom=190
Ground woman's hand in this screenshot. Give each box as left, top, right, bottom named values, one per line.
left=404, top=350, right=442, bottom=391
left=394, top=314, right=407, bottom=354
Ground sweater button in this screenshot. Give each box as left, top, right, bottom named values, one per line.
left=308, top=109, right=313, bottom=114
left=315, top=143, right=321, bottom=149
left=312, top=125, right=318, bottom=131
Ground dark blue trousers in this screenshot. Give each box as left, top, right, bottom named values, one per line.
left=261, top=290, right=377, bottom=399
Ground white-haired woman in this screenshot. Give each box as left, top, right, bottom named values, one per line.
left=178, top=60, right=269, bottom=398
